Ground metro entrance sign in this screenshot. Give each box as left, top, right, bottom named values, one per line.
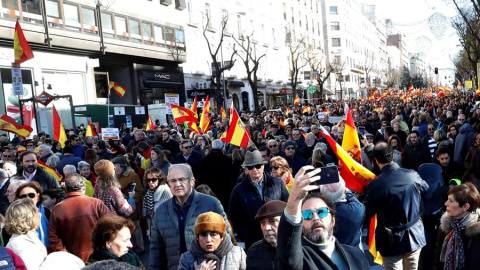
left=308, top=85, right=316, bottom=94
left=34, top=91, right=54, bottom=106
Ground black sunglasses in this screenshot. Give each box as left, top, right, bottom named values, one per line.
left=20, top=193, right=36, bottom=199
left=268, top=145, right=277, bottom=148
left=183, top=146, right=192, bottom=149
left=146, top=178, right=158, bottom=183
left=246, top=164, right=263, bottom=170
left=272, top=165, right=281, bottom=170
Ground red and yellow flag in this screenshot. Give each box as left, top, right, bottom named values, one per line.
left=187, top=121, right=202, bottom=134
left=53, top=106, right=67, bottom=148
left=0, top=114, right=33, bottom=137
left=221, top=108, right=250, bottom=148
left=191, top=95, right=198, bottom=118
left=86, top=120, right=96, bottom=137
left=408, top=85, right=414, bottom=91
left=294, top=96, right=300, bottom=105
left=220, top=106, right=227, bottom=119
left=342, top=104, right=362, bottom=164
left=199, top=95, right=211, bottom=133
left=285, top=108, right=292, bottom=115
left=302, top=105, right=311, bottom=114
left=38, top=160, right=62, bottom=182
left=146, top=115, right=155, bottom=130
left=476, top=89, right=480, bottom=96
left=14, top=20, right=34, bottom=65
left=170, top=104, right=198, bottom=124
left=279, top=117, right=286, bottom=129
left=368, top=215, right=383, bottom=265
left=108, top=81, right=126, bottom=97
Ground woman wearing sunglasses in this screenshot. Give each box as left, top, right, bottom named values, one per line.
left=15, top=181, right=50, bottom=249
left=142, top=167, right=172, bottom=238
left=270, top=156, right=294, bottom=193
left=178, top=212, right=246, bottom=270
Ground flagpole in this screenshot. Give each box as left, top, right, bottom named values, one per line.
left=107, top=87, right=111, bottom=128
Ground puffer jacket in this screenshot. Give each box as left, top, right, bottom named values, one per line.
left=149, top=190, right=231, bottom=270
left=178, top=246, right=246, bottom=270
left=454, top=123, right=475, bottom=164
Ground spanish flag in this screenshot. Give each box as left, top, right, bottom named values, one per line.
left=190, top=95, right=198, bottom=118
left=342, top=104, right=362, bottom=164
left=0, top=114, right=33, bottom=137
left=199, top=95, right=211, bottom=133
left=302, top=105, right=311, bottom=114
left=220, top=106, right=227, bottom=119
left=146, top=115, right=155, bottom=130
left=294, top=96, right=300, bottom=105
left=53, top=105, right=67, bottom=148
left=368, top=215, right=383, bottom=265
left=14, top=20, right=34, bottom=65
left=108, top=81, right=126, bottom=97
left=221, top=108, right=250, bottom=148
left=408, top=85, right=414, bottom=91
left=85, top=120, right=96, bottom=137
left=170, top=104, right=198, bottom=124
left=279, top=117, right=286, bottom=129
left=187, top=121, right=203, bottom=134
left=38, top=160, right=62, bottom=182
left=476, top=89, right=480, bottom=96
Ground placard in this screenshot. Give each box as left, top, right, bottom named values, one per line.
left=165, top=93, right=179, bottom=115
left=11, top=66, right=23, bottom=96
left=101, top=128, right=119, bottom=140
left=114, top=107, right=125, bottom=115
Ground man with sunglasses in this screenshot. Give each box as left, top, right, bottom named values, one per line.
left=363, top=142, right=428, bottom=269
left=174, top=139, right=203, bottom=178
left=229, top=150, right=288, bottom=249
left=275, top=166, right=369, bottom=270
left=282, top=141, right=306, bottom=176
left=68, top=134, right=86, bottom=160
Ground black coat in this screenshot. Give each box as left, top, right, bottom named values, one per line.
left=0, top=179, right=10, bottom=216
left=275, top=213, right=369, bottom=270
left=247, top=239, right=276, bottom=270
left=174, top=150, right=203, bottom=179
left=197, top=149, right=234, bottom=211
left=363, top=163, right=429, bottom=257
left=14, top=166, right=60, bottom=191
left=229, top=174, right=289, bottom=249
left=402, top=142, right=432, bottom=170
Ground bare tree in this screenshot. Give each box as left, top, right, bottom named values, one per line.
left=363, top=51, right=375, bottom=95
left=233, top=33, right=266, bottom=113
left=167, top=38, right=182, bottom=62
left=288, top=36, right=309, bottom=98
left=305, top=49, right=335, bottom=104
left=203, top=14, right=237, bottom=113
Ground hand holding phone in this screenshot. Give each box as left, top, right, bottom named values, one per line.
left=128, top=183, right=136, bottom=198
left=313, top=165, right=340, bottom=185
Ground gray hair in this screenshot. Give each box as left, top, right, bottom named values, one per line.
left=168, top=163, right=193, bottom=180
left=305, top=133, right=316, bottom=140
left=315, top=142, right=328, bottom=153
left=211, top=139, right=224, bottom=150
left=77, top=161, right=90, bottom=171
left=319, top=177, right=346, bottom=203
left=37, top=144, right=52, bottom=152
left=65, top=173, right=85, bottom=193
left=63, top=165, right=77, bottom=176
left=9, top=177, right=27, bottom=193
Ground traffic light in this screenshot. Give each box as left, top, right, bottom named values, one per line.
left=434, top=67, right=438, bottom=74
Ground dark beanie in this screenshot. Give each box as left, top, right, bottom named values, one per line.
left=63, top=145, right=74, bottom=155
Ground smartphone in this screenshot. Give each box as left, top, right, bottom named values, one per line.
left=358, top=126, right=365, bottom=134
left=313, top=165, right=340, bottom=185
left=128, top=183, right=136, bottom=193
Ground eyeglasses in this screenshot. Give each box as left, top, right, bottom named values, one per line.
left=167, top=177, right=189, bottom=184
left=292, top=133, right=300, bottom=136
left=3, top=155, right=12, bottom=158
left=428, top=128, right=434, bottom=131
left=146, top=178, right=158, bottom=183
left=268, top=145, right=278, bottom=148
left=285, top=147, right=295, bottom=150
left=367, top=137, right=373, bottom=140
left=183, top=146, right=192, bottom=149
left=301, top=207, right=330, bottom=220
left=200, top=232, right=220, bottom=238
left=271, top=165, right=281, bottom=170
left=458, top=119, right=465, bottom=121
left=19, top=193, right=36, bottom=199
left=246, top=164, right=263, bottom=170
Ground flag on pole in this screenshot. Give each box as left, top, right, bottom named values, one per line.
left=108, top=81, right=126, bottom=97
left=342, top=103, right=362, bottom=164
left=285, top=107, right=292, bottom=115
left=0, top=114, right=33, bottom=137
left=85, top=120, right=96, bottom=137
left=294, top=96, right=300, bottom=105
left=187, top=121, right=203, bottom=134
left=302, top=105, right=311, bottom=114
left=408, top=85, right=414, bottom=91
left=14, top=20, right=34, bottom=65
left=368, top=215, right=383, bottom=265
left=53, top=106, right=67, bottom=148
left=38, top=160, right=63, bottom=182
left=191, top=95, right=198, bottom=117
left=221, top=108, right=250, bottom=148
left=170, top=104, right=198, bottom=124
left=220, top=106, right=227, bottom=119
left=199, top=95, right=211, bottom=133
left=279, top=117, right=286, bottom=129
left=476, top=89, right=480, bottom=96
left=146, top=115, right=155, bottom=130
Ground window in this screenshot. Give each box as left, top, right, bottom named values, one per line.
left=46, top=0, right=62, bottom=28
left=82, top=7, right=97, bottom=34
left=101, top=12, right=114, bottom=38
left=129, top=19, right=141, bottom=43
left=298, top=11, right=301, bottom=27
left=187, top=0, right=194, bottom=24
left=205, top=3, right=211, bottom=28
left=142, top=22, right=154, bottom=44
left=331, top=22, right=340, bottom=31
left=332, top=38, right=341, bottom=47
left=291, top=7, right=294, bottom=24
left=21, top=0, right=42, bottom=24
left=334, top=55, right=342, bottom=66
left=115, top=15, right=128, bottom=40
left=64, top=3, right=80, bottom=31
left=330, top=6, right=338, bottom=14
left=237, top=14, right=242, bottom=38
left=175, top=29, right=185, bottom=48
left=222, top=9, right=228, bottom=33
left=164, top=26, right=175, bottom=46
left=283, top=3, right=286, bottom=20
left=1, top=0, right=18, bottom=20
left=154, top=24, right=165, bottom=46
left=305, top=15, right=308, bottom=30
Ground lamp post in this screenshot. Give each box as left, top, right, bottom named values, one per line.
left=336, top=71, right=343, bottom=100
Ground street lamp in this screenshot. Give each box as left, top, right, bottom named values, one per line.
left=336, top=71, right=343, bottom=100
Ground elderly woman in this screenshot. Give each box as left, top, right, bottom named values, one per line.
left=5, top=199, right=47, bottom=270
left=78, top=160, right=98, bottom=187
left=438, top=183, right=480, bottom=270
left=178, top=212, right=246, bottom=270
left=143, top=167, right=172, bottom=238
left=94, top=160, right=134, bottom=218
left=15, top=181, right=49, bottom=248
left=87, top=215, right=144, bottom=269
left=270, top=156, right=294, bottom=193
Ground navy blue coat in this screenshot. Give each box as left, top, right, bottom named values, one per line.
left=174, top=150, right=203, bottom=178
left=334, top=191, right=365, bottom=248
left=363, top=163, right=429, bottom=257
left=229, top=173, right=289, bottom=248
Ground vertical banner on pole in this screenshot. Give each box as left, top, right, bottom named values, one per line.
left=11, top=65, right=24, bottom=96
left=477, top=62, right=480, bottom=91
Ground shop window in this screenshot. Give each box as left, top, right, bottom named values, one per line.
left=1, top=0, right=18, bottom=20
left=101, top=12, right=114, bottom=38
left=115, top=15, right=128, bottom=40
left=82, top=7, right=97, bottom=34
left=64, top=3, right=80, bottom=32
left=45, top=0, right=63, bottom=28
left=154, top=24, right=165, bottom=46
left=142, top=22, right=154, bottom=44
left=129, top=18, right=141, bottom=43
left=21, top=0, right=42, bottom=24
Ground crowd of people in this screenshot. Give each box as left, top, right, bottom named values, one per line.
left=0, top=90, right=478, bottom=269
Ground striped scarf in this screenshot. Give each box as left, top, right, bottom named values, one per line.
left=144, top=189, right=155, bottom=219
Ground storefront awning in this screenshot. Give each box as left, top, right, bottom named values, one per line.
left=229, top=81, right=245, bottom=87
left=143, top=80, right=183, bottom=89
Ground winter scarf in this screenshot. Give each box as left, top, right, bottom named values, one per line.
left=189, top=233, right=234, bottom=265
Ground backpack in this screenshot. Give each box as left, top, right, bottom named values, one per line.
left=0, top=247, right=15, bottom=270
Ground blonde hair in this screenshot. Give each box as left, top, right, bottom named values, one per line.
left=270, top=156, right=292, bottom=174
left=5, top=198, right=38, bottom=235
